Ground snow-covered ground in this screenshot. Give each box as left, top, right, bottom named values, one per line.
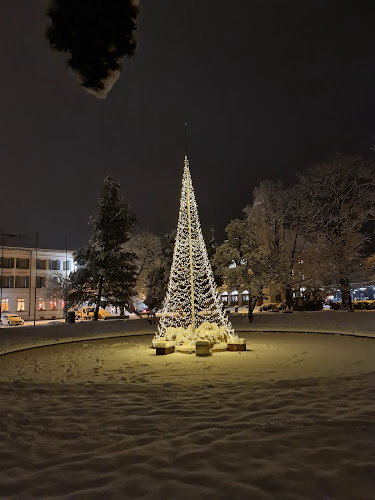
left=0, top=312, right=374, bottom=498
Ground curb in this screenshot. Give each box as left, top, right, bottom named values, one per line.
left=0, top=329, right=373, bottom=357
left=0, top=331, right=155, bottom=356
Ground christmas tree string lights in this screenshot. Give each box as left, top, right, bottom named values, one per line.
left=153, top=156, right=236, bottom=348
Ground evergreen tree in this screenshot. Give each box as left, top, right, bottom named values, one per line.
left=69, top=176, right=137, bottom=319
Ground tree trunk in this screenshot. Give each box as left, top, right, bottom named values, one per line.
left=63, top=284, right=68, bottom=323
left=340, top=278, right=353, bottom=312
left=94, top=275, right=104, bottom=320
left=63, top=302, right=68, bottom=323
left=120, top=305, right=125, bottom=316
left=285, top=286, right=294, bottom=310
left=247, top=297, right=258, bottom=322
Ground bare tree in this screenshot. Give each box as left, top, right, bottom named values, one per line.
left=300, top=155, right=374, bottom=310
left=40, top=271, right=66, bottom=302
left=243, top=181, right=310, bottom=309
left=144, top=231, right=175, bottom=311
left=39, top=271, right=71, bottom=319
left=126, top=230, right=162, bottom=307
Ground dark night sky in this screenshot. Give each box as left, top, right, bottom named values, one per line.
left=1, top=0, right=374, bottom=250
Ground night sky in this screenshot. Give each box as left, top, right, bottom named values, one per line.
left=1, top=0, right=374, bottom=250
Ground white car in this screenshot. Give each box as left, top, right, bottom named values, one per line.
left=1, top=314, right=24, bottom=326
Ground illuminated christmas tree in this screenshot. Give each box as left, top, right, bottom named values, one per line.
left=154, top=156, right=236, bottom=348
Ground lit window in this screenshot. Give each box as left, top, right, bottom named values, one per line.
left=50, top=300, right=57, bottom=311
left=38, top=300, right=45, bottom=311
left=17, top=299, right=26, bottom=312
left=1, top=299, right=9, bottom=312
left=61, top=300, right=65, bottom=310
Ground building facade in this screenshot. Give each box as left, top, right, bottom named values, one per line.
left=0, top=246, right=75, bottom=320
left=219, top=287, right=284, bottom=309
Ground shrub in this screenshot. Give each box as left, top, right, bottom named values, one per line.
left=353, top=300, right=375, bottom=310
left=329, top=301, right=342, bottom=310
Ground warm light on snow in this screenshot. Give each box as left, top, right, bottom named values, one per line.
left=0, top=313, right=374, bottom=497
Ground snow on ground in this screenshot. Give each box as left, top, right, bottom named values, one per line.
left=0, top=313, right=374, bottom=499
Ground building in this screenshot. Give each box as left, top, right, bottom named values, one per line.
left=217, top=260, right=284, bottom=309
left=0, top=246, right=75, bottom=321
left=219, top=287, right=283, bottom=309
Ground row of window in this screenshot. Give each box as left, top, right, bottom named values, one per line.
left=1, top=298, right=65, bottom=312
left=221, top=291, right=249, bottom=304
left=0, top=257, right=30, bottom=269
left=0, top=258, right=72, bottom=271
left=0, top=276, right=46, bottom=288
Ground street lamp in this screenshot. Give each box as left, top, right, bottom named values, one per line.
left=64, top=233, right=68, bottom=323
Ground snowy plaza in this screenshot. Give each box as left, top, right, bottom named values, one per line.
left=0, top=312, right=374, bottom=499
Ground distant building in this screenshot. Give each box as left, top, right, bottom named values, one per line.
left=217, top=259, right=284, bottom=309
left=0, top=246, right=75, bottom=320
left=219, top=286, right=284, bottom=309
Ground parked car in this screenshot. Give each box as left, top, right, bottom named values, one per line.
left=1, top=313, right=24, bottom=326
left=75, top=307, right=113, bottom=320
left=75, top=307, right=95, bottom=320
left=259, top=303, right=280, bottom=313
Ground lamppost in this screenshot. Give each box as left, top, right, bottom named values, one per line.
left=33, top=232, right=38, bottom=326
left=64, top=233, right=68, bottom=323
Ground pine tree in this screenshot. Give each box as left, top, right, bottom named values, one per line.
left=69, top=176, right=137, bottom=319
left=154, top=157, right=235, bottom=346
